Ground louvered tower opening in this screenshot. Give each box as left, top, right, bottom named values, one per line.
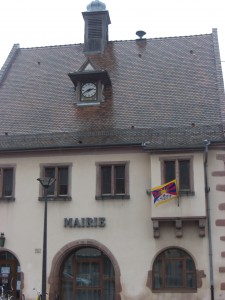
left=82, top=10, right=111, bottom=54
left=87, top=17, right=103, bottom=52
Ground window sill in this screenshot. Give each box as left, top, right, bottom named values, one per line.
left=38, top=196, right=72, bottom=201
left=152, top=288, right=197, bottom=293
left=179, top=190, right=195, bottom=196
left=147, top=190, right=195, bottom=197
left=95, top=195, right=130, bottom=200
left=76, top=101, right=101, bottom=107
left=0, top=197, right=15, bottom=202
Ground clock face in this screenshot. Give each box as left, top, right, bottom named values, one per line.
left=81, top=82, right=97, bottom=98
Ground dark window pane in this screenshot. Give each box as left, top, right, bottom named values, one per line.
left=186, top=257, right=194, bottom=271
left=103, top=256, right=115, bottom=277
left=76, top=248, right=101, bottom=258
left=76, top=261, right=99, bottom=287
left=115, top=166, right=125, bottom=194
left=164, top=161, right=175, bottom=183
left=153, top=256, right=163, bottom=289
left=61, top=282, right=73, bottom=300
left=63, top=255, right=74, bottom=279
left=179, top=160, right=190, bottom=190
left=166, top=260, right=183, bottom=288
left=165, top=248, right=184, bottom=258
left=101, top=166, right=111, bottom=194
left=59, top=167, right=68, bottom=195
left=186, top=272, right=196, bottom=288
left=76, top=289, right=101, bottom=300
left=3, top=168, right=13, bottom=196
left=44, top=167, right=55, bottom=195
left=103, top=280, right=115, bottom=300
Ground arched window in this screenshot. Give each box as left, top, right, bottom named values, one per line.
left=60, top=247, right=115, bottom=300
left=153, top=248, right=196, bottom=292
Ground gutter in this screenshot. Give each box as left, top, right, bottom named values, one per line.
left=0, top=139, right=224, bottom=155
left=204, top=139, right=214, bottom=300
left=0, top=141, right=220, bottom=155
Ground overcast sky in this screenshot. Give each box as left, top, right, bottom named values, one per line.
left=0, top=0, right=225, bottom=77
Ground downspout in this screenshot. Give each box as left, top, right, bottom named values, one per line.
left=204, top=139, right=214, bottom=300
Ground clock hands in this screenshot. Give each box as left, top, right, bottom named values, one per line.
left=83, top=87, right=95, bottom=94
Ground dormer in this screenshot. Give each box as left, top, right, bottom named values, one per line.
left=82, top=0, right=111, bottom=54
left=68, top=60, right=111, bottom=106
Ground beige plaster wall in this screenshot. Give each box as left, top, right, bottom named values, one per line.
left=0, top=150, right=214, bottom=300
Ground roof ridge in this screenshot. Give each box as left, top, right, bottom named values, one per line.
left=110, top=32, right=212, bottom=43
left=17, top=31, right=213, bottom=52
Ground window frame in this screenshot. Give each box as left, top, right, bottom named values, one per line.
left=160, top=156, right=194, bottom=195
left=152, top=247, right=197, bottom=293
left=95, top=161, right=130, bottom=200
left=0, top=165, right=16, bottom=201
left=39, top=163, right=72, bottom=201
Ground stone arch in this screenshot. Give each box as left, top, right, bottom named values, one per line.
left=49, top=239, right=122, bottom=300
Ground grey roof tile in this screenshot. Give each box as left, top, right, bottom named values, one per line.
left=0, top=124, right=224, bottom=152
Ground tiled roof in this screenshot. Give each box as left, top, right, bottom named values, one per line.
left=0, top=124, right=224, bottom=152
left=0, top=30, right=224, bottom=150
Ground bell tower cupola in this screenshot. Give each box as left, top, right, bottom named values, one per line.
left=82, top=0, right=111, bottom=54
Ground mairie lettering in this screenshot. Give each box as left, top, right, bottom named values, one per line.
left=64, top=217, right=106, bottom=228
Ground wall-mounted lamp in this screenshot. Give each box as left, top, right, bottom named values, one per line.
left=0, top=233, right=5, bottom=247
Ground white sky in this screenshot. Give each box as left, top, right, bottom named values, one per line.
left=0, top=0, right=225, bottom=78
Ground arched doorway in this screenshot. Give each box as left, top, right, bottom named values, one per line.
left=49, top=240, right=122, bottom=300
left=0, top=251, right=23, bottom=299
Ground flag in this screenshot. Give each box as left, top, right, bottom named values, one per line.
left=151, top=179, right=178, bottom=207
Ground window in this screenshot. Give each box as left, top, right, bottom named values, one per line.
left=161, top=156, right=194, bottom=194
left=0, top=251, right=22, bottom=299
left=61, top=247, right=115, bottom=300
left=39, top=164, right=71, bottom=201
left=0, top=166, right=15, bottom=200
left=96, top=161, right=130, bottom=200
left=153, top=248, right=196, bottom=292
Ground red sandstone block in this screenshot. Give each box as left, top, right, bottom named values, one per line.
left=219, top=267, right=225, bottom=273
left=219, top=203, right=225, bottom=210
left=216, top=220, right=225, bottom=226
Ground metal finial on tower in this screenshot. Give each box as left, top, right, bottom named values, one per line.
left=87, top=0, right=106, bottom=12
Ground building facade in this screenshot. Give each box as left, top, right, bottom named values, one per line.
left=0, top=1, right=225, bottom=300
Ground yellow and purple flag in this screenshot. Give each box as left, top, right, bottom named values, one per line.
left=151, top=179, right=178, bottom=207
